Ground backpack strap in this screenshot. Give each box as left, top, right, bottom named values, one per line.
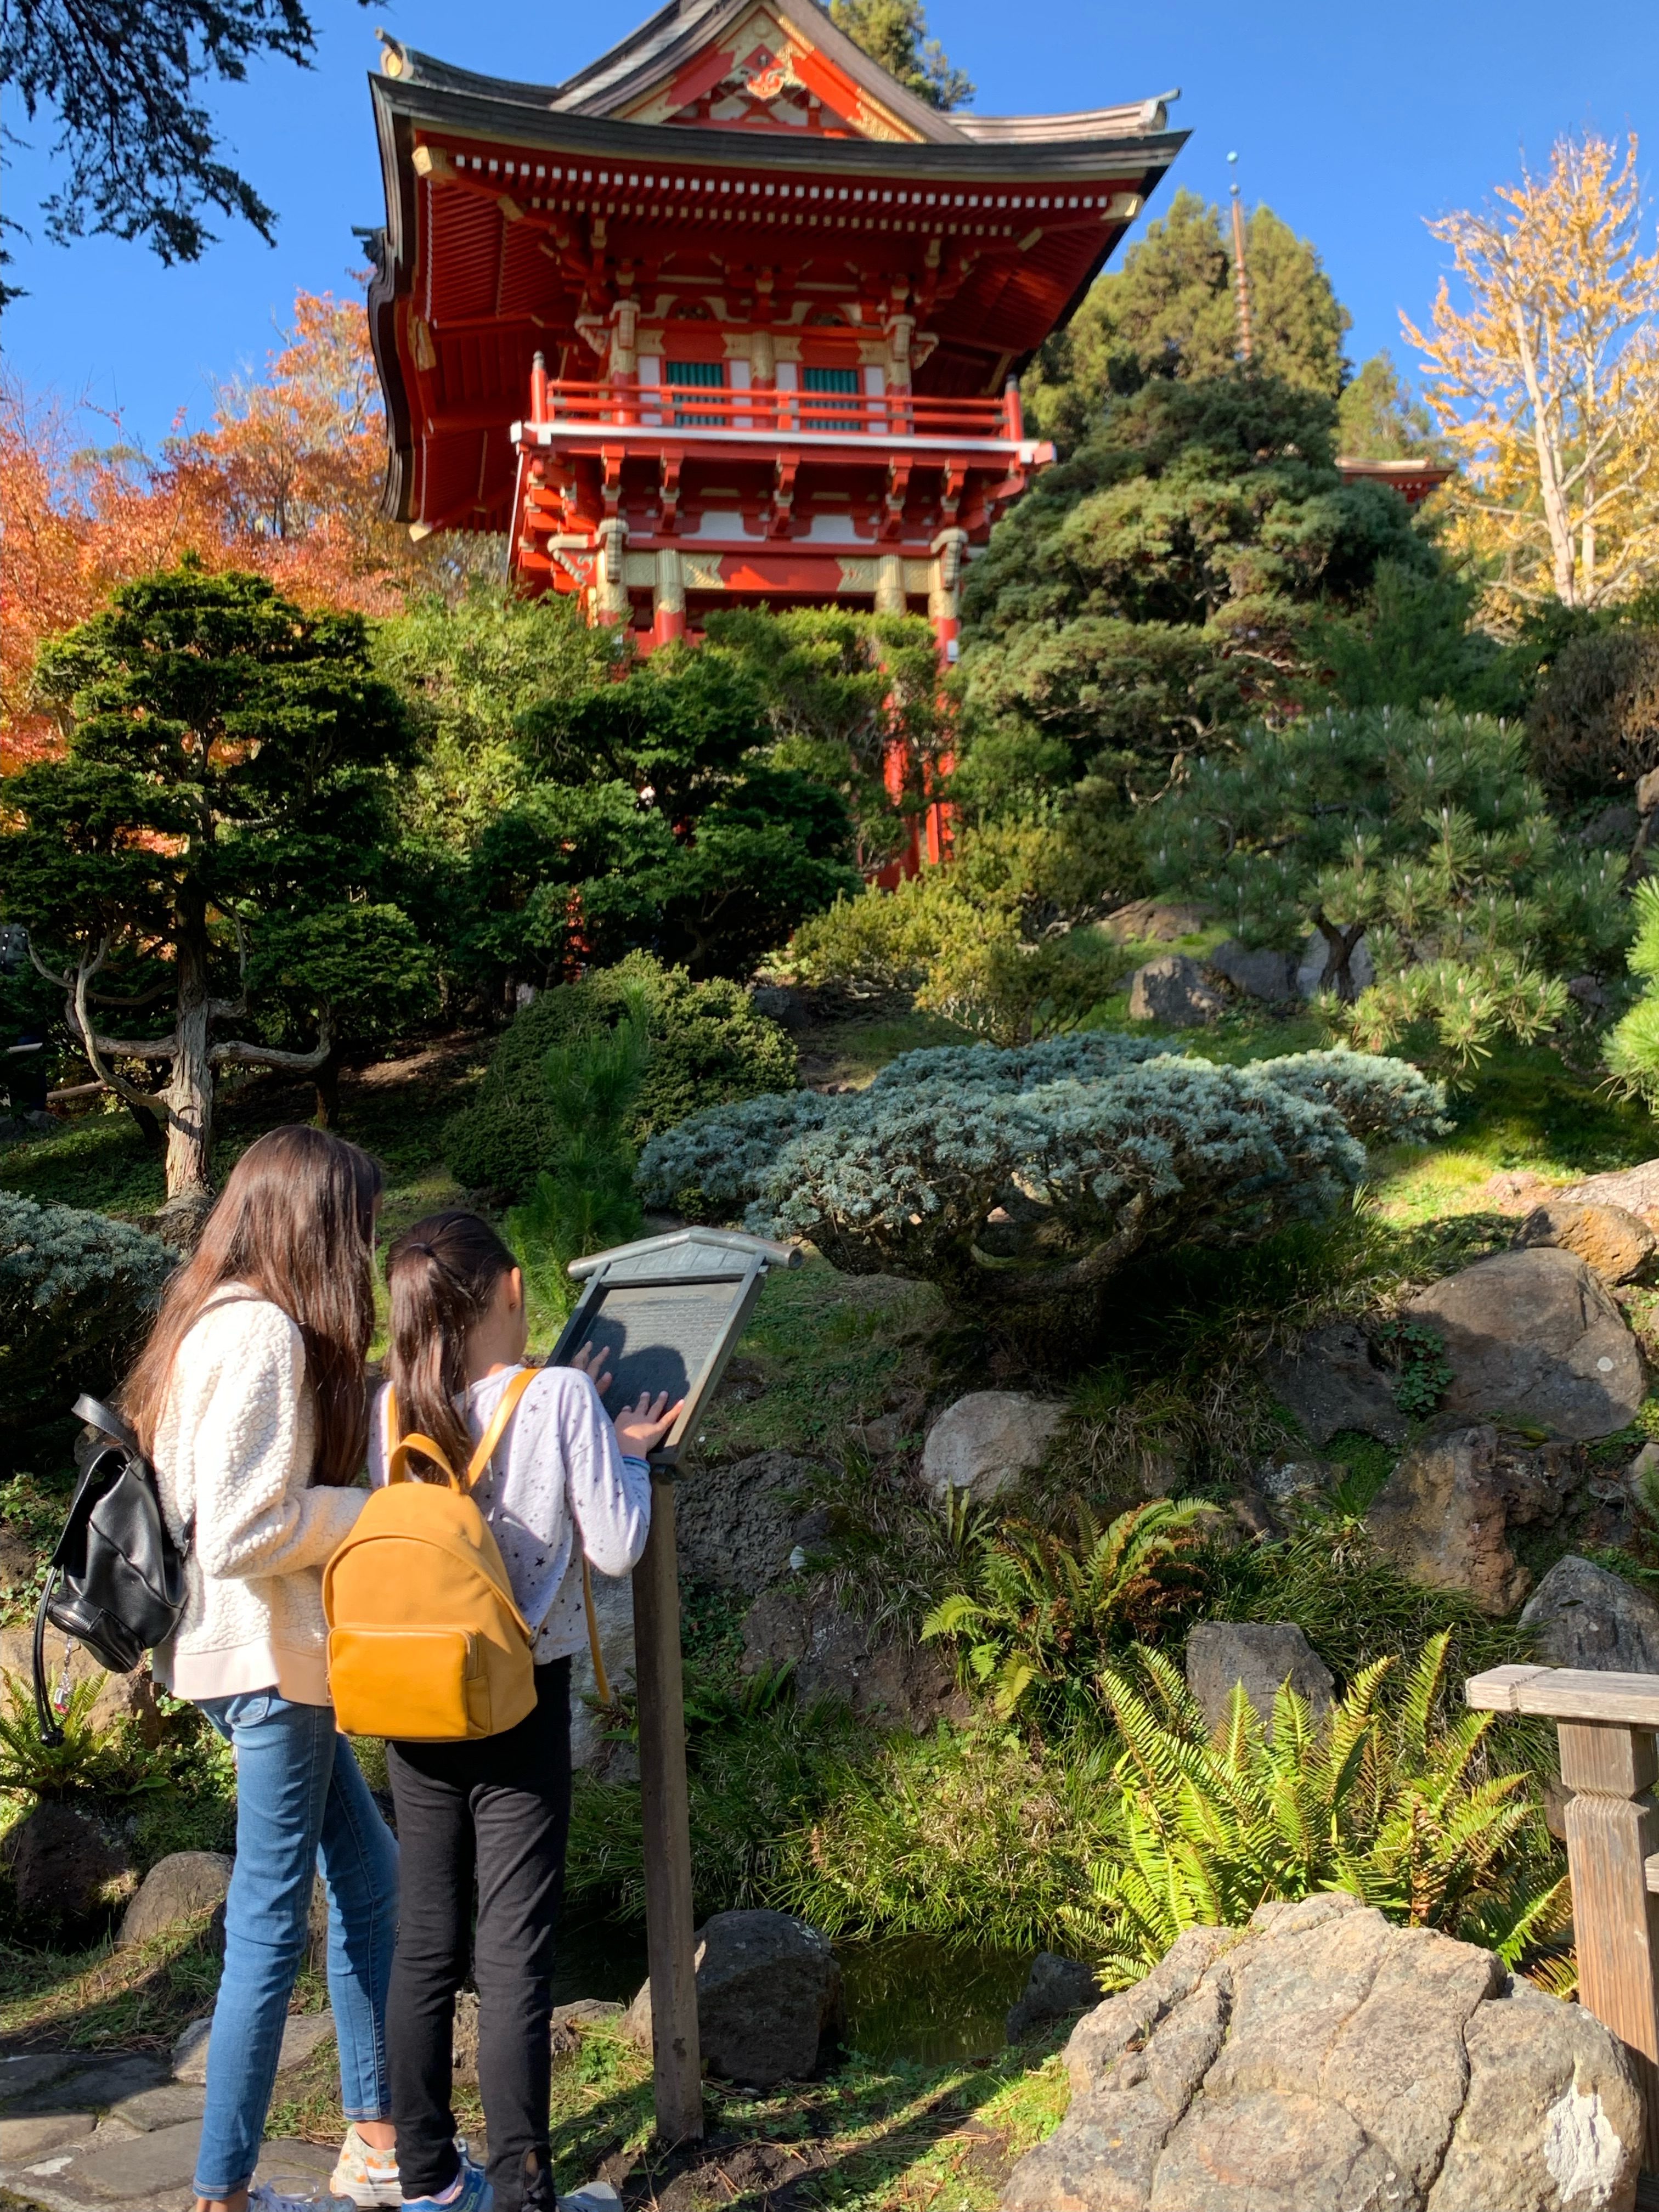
left=582, top=1556, right=613, bottom=1706
left=385, top=1368, right=614, bottom=1697
left=465, top=1367, right=538, bottom=1489
left=382, top=1368, right=538, bottom=1491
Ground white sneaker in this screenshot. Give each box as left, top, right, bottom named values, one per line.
left=330, top=2127, right=403, bottom=2208
left=557, top=2188, right=623, bottom=2211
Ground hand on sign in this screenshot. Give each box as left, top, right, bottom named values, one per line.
left=565, top=1340, right=614, bottom=1398
left=614, top=1390, right=683, bottom=1459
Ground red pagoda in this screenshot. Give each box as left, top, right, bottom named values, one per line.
left=365, top=2, right=1188, bottom=661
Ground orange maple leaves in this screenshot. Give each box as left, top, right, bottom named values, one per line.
left=1, top=286, right=446, bottom=772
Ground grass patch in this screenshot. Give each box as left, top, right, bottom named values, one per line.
left=0, top=1910, right=222, bottom=2052
left=693, top=1260, right=945, bottom=1465
left=263, top=2015, right=1073, bottom=2212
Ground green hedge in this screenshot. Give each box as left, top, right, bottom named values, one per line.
left=443, top=952, right=799, bottom=1200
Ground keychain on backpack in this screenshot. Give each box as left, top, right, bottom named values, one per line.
left=52, top=1637, right=75, bottom=1717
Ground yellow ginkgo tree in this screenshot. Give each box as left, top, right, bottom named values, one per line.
left=1404, top=132, right=1659, bottom=614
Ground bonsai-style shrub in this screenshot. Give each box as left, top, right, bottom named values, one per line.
left=1148, top=703, right=1629, bottom=1067
left=637, top=1035, right=1446, bottom=1306
left=443, top=953, right=798, bottom=1201
left=2, top=565, right=417, bottom=1211
left=1, top=1192, right=173, bottom=1433
left=789, top=823, right=1130, bottom=1044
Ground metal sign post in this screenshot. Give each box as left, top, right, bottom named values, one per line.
left=549, top=1227, right=802, bottom=2143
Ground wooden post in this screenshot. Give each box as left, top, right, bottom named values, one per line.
left=631, top=1475, right=703, bottom=2143
left=1559, top=1720, right=1659, bottom=2158
left=1468, top=1663, right=1659, bottom=2168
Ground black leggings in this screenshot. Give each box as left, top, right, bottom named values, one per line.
left=386, top=1659, right=572, bottom=2212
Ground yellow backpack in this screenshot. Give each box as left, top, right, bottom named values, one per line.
left=324, top=1372, right=539, bottom=1741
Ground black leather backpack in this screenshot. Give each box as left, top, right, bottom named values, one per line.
left=32, top=1396, right=190, bottom=1746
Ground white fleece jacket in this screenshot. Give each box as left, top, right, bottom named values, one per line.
left=151, top=1289, right=366, bottom=1705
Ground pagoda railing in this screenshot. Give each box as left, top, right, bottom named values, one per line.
left=521, top=376, right=1023, bottom=442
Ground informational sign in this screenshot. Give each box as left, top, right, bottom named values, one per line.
left=546, top=1226, right=800, bottom=1469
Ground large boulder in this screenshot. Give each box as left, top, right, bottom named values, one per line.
left=1561, top=1156, right=1659, bottom=1228
left=1208, top=941, right=1300, bottom=1004
left=1184, top=1622, right=1334, bottom=1736
left=118, top=1852, right=233, bottom=1949
left=1405, top=1247, right=1644, bottom=1440
left=1367, top=1424, right=1581, bottom=1614
left=1513, top=1199, right=1656, bottom=1285
left=741, top=1587, right=968, bottom=1731
left=622, top=1910, right=843, bottom=2087
left=1000, top=1891, right=1643, bottom=2212
left=1099, top=900, right=1210, bottom=944
left=919, top=1391, right=1065, bottom=1516
left=1127, top=953, right=1224, bottom=1028
left=1261, top=1322, right=1408, bottom=1447
left=674, top=1450, right=825, bottom=1592
left=1006, top=1954, right=1104, bottom=2042
left=9, top=1802, right=137, bottom=1934
left=1520, top=1555, right=1659, bottom=1673
left=1294, top=933, right=1375, bottom=999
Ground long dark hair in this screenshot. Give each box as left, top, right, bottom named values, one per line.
left=124, top=1126, right=382, bottom=1487
left=384, top=1210, right=518, bottom=1482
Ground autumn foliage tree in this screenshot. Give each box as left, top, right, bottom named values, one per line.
left=166, top=289, right=443, bottom=612
left=1406, top=133, right=1659, bottom=614
left=1, top=289, right=450, bottom=771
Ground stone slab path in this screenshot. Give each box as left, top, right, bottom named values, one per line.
left=0, top=2032, right=340, bottom=2212
left=0, top=2024, right=620, bottom=2212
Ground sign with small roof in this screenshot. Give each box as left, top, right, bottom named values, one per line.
left=550, top=1222, right=802, bottom=2143
left=548, top=1225, right=800, bottom=1470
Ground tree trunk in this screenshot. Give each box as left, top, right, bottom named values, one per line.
left=1314, top=913, right=1369, bottom=1003
left=313, top=1045, right=342, bottom=1128
left=122, top=1097, right=165, bottom=1158
left=162, top=900, right=215, bottom=1203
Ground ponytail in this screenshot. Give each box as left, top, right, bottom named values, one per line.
left=385, top=1210, right=519, bottom=1481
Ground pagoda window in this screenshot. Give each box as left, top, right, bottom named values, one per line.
left=667, top=359, right=726, bottom=425
left=802, top=364, right=860, bottom=430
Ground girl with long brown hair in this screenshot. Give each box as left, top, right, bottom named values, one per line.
left=371, top=1210, right=675, bottom=2212
left=129, top=1127, right=400, bottom=2212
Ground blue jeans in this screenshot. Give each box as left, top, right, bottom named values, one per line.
left=193, top=1691, right=399, bottom=2198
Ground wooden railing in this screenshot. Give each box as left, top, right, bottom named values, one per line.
left=1467, top=1663, right=1659, bottom=2162
left=521, top=375, right=1023, bottom=442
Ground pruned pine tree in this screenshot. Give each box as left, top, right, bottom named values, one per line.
left=0, top=563, right=415, bottom=1224
left=1148, top=706, right=1629, bottom=1070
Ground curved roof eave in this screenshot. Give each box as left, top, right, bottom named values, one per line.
left=369, top=69, right=1187, bottom=182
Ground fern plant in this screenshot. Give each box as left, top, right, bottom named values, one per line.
left=0, top=1676, right=163, bottom=1801
left=1069, top=1633, right=1570, bottom=1991
left=921, top=1498, right=1208, bottom=1720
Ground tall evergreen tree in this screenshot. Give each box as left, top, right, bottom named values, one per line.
left=828, top=0, right=972, bottom=109
left=1024, top=190, right=1351, bottom=449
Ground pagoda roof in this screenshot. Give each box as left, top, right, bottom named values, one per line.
left=376, top=0, right=1179, bottom=148
left=365, top=1, right=1186, bottom=532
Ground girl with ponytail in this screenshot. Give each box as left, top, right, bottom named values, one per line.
left=373, top=1211, right=676, bottom=2212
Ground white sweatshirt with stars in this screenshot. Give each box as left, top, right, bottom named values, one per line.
left=368, top=1364, right=652, bottom=1662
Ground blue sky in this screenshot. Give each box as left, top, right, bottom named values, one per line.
left=4, top=0, right=1658, bottom=449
